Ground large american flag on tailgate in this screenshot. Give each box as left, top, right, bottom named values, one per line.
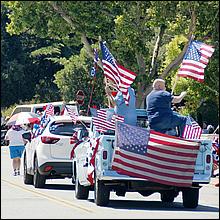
left=112, top=122, right=200, bottom=187
left=100, top=41, right=137, bottom=105
left=178, top=40, right=215, bottom=82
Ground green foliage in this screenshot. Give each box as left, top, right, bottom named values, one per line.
left=1, top=104, right=17, bottom=118
left=2, top=1, right=219, bottom=125
left=54, top=47, right=106, bottom=110
left=30, top=43, right=63, bottom=57
left=161, top=35, right=187, bottom=79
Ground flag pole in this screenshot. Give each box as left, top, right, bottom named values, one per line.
left=171, top=34, right=195, bottom=95
left=213, top=125, right=219, bottom=134
left=87, top=77, right=96, bottom=116
left=99, top=36, right=111, bottom=107
left=171, top=75, right=179, bottom=95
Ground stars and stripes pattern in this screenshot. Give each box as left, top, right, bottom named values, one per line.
left=112, top=122, right=200, bottom=187
left=82, top=137, right=101, bottom=185
left=70, top=132, right=78, bottom=145
left=38, top=104, right=54, bottom=132
left=182, top=116, right=202, bottom=139
left=212, top=136, right=219, bottom=165
left=92, top=109, right=124, bottom=132
left=45, top=103, right=54, bottom=117
left=93, top=48, right=99, bottom=63
left=69, top=132, right=83, bottom=159
left=90, top=48, right=99, bottom=77
left=100, top=41, right=137, bottom=105
left=65, top=105, right=78, bottom=124
left=178, top=40, right=215, bottom=82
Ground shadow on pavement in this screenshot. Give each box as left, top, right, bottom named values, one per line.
left=87, top=199, right=219, bottom=212
left=42, top=183, right=75, bottom=191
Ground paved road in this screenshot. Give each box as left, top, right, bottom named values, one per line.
left=1, top=145, right=219, bottom=219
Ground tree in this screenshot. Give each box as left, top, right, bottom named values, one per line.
left=2, top=1, right=219, bottom=123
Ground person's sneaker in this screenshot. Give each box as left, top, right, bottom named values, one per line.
left=13, top=170, right=17, bottom=176
left=17, top=170, right=20, bottom=175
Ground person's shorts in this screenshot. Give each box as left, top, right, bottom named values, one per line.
left=9, top=146, right=25, bottom=159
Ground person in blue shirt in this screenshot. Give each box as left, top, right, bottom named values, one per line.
left=105, top=78, right=137, bottom=126
left=146, top=78, right=187, bottom=136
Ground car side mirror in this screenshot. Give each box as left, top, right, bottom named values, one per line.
left=22, top=132, right=32, bottom=142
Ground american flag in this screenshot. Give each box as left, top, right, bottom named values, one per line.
left=178, top=40, right=215, bottom=82
left=93, top=48, right=99, bottom=63
left=212, top=136, right=219, bottom=165
left=100, top=41, right=137, bottom=105
left=112, top=122, right=200, bottom=187
left=70, top=132, right=78, bottom=145
left=83, top=137, right=101, bottom=185
left=182, top=116, right=202, bottom=139
left=45, top=103, right=54, bottom=117
left=92, top=109, right=124, bottom=132
left=65, top=105, right=78, bottom=124
left=70, top=132, right=83, bottom=159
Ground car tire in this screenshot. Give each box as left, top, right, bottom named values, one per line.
left=161, top=192, right=175, bottom=203
left=33, top=157, right=45, bottom=188
left=94, top=172, right=110, bottom=206
left=75, top=172, right=90, bottom=200
left=23, top=153, right=33, bottom=185
left=182, top=187, right=199, bottom=208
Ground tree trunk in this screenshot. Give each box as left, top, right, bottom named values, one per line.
left=160, top=10, right=196, bottom=79
left=49, top=1, right=103, bottom=70
left=135, top=53, right=146, bottom=107
left=149, top=24, right=166, bottom=77
left=139, top=10, right=197, bottom=108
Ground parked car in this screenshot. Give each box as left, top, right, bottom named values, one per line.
left=9, top=101, right=78, bottom=117
left=22, top=115, right=92, bottom=188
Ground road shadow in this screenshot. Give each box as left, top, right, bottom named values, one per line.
left=87, top=199, right=219, bottom=212
left=43, top=183, right=75, bottom=191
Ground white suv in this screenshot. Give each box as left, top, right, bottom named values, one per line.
left=22, top=115, right=91, bottom=188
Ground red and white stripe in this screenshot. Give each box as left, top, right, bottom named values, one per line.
left=65, top=105, right=78, bottom=124
left=103, top=62, right=136, bottom=105
left=178, top=41, right=215, bottom=82
left=93, top=109, right=124, bottom=132
left=45, top=104, right=54, bottom=117
left=182, top=122, right=202, bottom=140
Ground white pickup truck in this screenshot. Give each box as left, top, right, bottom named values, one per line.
left=72, top=109, right=213, bottom=208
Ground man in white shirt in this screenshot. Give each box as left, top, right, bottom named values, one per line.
left=5, top=125, right=27, bottom=176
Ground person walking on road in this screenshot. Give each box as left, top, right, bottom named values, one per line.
left=4, top=125, right=27, bottom=176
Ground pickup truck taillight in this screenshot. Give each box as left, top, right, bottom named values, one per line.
left=41, top=136, right=60, bottom=144
left=103, top=150, right=108, bottom=160
left=206, top=155, right=211, bottom=163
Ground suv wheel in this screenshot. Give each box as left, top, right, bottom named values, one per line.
left=23, top=153, right=33, bottom=185
left=75, top=171, right=90, bottom=200
left=33, top=157, right=45, bottom=188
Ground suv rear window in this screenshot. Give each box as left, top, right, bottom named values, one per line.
left=49, top=121, right=89, bottom=136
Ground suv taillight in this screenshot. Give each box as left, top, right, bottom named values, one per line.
left=41, top=136, right=60, bottom=144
